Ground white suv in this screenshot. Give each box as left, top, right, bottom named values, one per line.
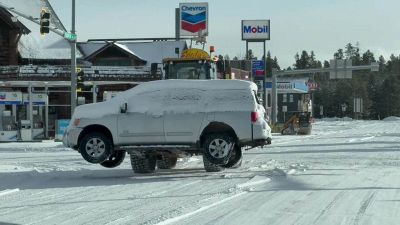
left=63, top=79, right=272, bottom=173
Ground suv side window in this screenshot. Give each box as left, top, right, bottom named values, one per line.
left=127, top=90, right=167, bottom=113
left=165, top=88, right=205, bottom=111
left=208, top=89, right=254, bottom=111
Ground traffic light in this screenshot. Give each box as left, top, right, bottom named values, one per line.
left=40, top=8, right=50, bottom=35
left=77, top=70, right=84, bottom=92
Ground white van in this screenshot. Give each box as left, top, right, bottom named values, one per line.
left=63, top=79, right=272, bottom=173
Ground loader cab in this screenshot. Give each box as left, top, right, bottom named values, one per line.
left=162, top=48, right=217, bottom=80
left=163, top=59, right=216, bottom=80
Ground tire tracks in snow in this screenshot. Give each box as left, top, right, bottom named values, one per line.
left=353, top=192, right=376, bottom=225
left=151, top=175, right=272, bottom=225
left=154, top=191, right=247, bottom=225
left=311, top=191, right=346, bottom=225
left=0, top=188, right=19, bottom=197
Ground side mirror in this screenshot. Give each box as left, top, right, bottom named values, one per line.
left=120, top=103, right=128, bottom=114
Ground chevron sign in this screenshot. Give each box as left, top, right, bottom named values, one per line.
left=179, top=2, right=208, bottom=37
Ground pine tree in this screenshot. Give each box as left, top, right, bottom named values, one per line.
left=265, top=51, right=273, bottom=78
left=334, top=49, right=344, bottom=59
left=379, top=75, right=400, bottom=118
left=294, top=50, right=310, bottom=69
left=361, top=50, right=376, bottom=65
left=247, top=49, right=255, bottom=60
left=273, top=56, right=280, bottom=70
left=345, top=43, right=355, bottom=59
left=367, top=74, right=381, bottom=119
left=378, top=55, right=385, bottom=73
left=323, top=60, right=330, bottom=68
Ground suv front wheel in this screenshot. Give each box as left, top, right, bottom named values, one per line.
left=79, top=132, right=112, bottom=164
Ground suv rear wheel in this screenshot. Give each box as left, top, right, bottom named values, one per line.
left=203, top=133, right=236, bottom=165
left=222, top=146, right=242, bottom=168
left=130, top=154, right=156, bottom=173
left=100, top=150, right=126, bottom=168
left=79, top=132, right=112, bottom=164
left=157, top=155, right=178, bottom=169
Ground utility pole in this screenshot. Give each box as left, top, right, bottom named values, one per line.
left=70, top=0, right=77, bottom=116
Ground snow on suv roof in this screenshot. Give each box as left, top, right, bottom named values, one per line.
left=72, top=79, right=258, bottom=120
left=127, top=79, right=257, bottom=94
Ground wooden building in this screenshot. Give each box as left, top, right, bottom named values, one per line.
left=0, top=8, right=29, bottom=65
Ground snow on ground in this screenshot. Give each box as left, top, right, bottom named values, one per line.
left=1, top=119, right=400, bottom=225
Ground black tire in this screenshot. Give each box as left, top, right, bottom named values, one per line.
left=130, top=154, right=156, bottom=173
left=203, top=155, right=224, bottom=172
left=100, top=150, right=126, bottom=168
left=157, top=155, right=178, bottom=169
left=203, top=133, right=236, bottom=165
left=79, top=132, right=112, bottom=164
left=222, top=146, right=243, bottom=168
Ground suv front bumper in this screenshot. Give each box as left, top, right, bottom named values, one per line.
left=63, top=127, right=83, bottom=150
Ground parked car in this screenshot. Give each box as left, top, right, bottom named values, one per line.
left=63, top=79, right=272, bottom=173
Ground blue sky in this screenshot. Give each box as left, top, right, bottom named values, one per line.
left=48, top=0, right=400, bottom=68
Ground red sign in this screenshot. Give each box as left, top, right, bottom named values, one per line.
left=307, top=81, right=319, bottom=91
left=254, top=70, right=264, bottom=76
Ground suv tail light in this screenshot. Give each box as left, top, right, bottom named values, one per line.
left=251, top=111, right=258, bottom=123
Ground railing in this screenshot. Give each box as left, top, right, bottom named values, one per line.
left=0, top=65, right=161, bottom=81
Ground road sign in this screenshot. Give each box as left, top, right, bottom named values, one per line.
left=252, top=60, right=264, bottom=79
left=64, top=32, right=77, bottom=41
left=353, top=98, right=363, bottom=113
left=179, top=2, right=208, bottom=37
left=242, top=20, right=270, bottom=40
left=371, top=62, right=379, bottom=72
left=330, top=59, right=352, bottom=79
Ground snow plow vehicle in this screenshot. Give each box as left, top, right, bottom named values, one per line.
left=161, top=48, right=218, bottom=80
left=281, top=112, right=312, bottom=135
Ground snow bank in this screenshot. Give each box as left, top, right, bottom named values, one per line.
left=236, top=175, right=271, bottom=190
left=0, top=141, right=70, bottom=152
left=0, top=188, right=20, bottom=197
left=383, top=116, right=400, bottom=122
left=320, top=117, right=353, bottom=122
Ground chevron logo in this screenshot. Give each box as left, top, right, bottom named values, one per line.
left=181, top=11, right=207, bottom=33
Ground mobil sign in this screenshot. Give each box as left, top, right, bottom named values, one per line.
left=242, top=20, right=270, bottom=40
left=179, top=2, right=208, bottom=37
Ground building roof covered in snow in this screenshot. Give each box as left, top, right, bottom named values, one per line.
left=0, top=0, right=82, bottom=60
left=78, top=41, right=187, bottom=66
left=16, top=16, right=83, bottom=60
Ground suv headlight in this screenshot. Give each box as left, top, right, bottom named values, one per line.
left=73, top=118, right=80, bottom=126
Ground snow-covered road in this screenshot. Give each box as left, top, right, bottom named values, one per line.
left=1, top=119, right=400, bottom=225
